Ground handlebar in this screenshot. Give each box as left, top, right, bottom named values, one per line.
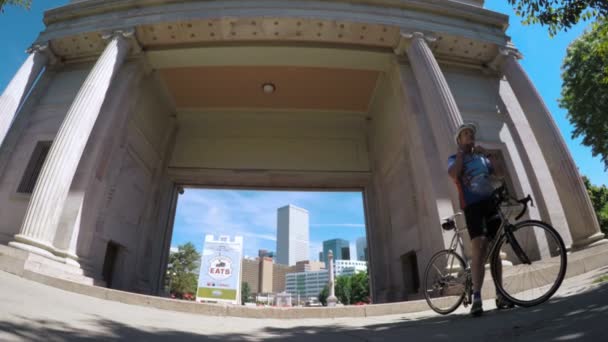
left=514, top=194, right=534, bottom=221
left=492, top=182, right=534, bottom=221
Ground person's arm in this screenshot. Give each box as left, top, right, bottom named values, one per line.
left=475, top=145, right=506, bottom=178
left=448, top=149, right=465, bottom=181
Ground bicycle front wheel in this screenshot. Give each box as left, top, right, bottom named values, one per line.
left=423, top=250, right=467, bottom=315
left=491, top=220, right=567, bottom=307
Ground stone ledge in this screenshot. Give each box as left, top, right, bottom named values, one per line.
left=1, top=241, right=608, bottom=319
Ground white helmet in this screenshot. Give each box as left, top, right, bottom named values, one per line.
left=454, top=123, right=477, bottom=144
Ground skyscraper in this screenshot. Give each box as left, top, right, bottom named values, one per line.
left=356, top=237, right=367, bottom=261
left=322, top=238, right=350, bottom=267
left=275, top=205, right=309, bottom=266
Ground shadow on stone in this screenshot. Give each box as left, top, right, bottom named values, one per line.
left=1, top=282, right=606, bottom=341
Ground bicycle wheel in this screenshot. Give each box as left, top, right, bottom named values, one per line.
left=491, top=220, right=567, bottom=307
left=423, top=250, right=467, bottom=314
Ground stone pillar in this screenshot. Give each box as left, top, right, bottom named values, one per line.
left=498, top=48, right=606, bottom=250
left=326, top=250, right=337, bottom=307
left=0, top=43, right=55, bottom=148
left=396, top=32, right=462, bottom=162
left=394, top=32, right=464, bottom=221
left=9, top=30, right=133, bottom=261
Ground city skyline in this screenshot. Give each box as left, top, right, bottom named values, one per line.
left=170, top=189, right=367, bottom=261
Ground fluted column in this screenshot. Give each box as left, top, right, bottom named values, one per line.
left=395, top=32, right=464, bottom=223
left=0, top=43, right=55, bottom=148
left=498, top=48, right=605, bottom=250
left=397, top=32, right=463, bottom=162
left=9, top=30, right=133, bottom=260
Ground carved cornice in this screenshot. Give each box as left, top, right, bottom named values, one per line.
left=394, top=31, right=437, bottom=55
left=26, top=42, right=59, bottom=65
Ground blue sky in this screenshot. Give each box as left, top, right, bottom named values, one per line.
left=172, top=189, right=366, bottom=260
left=1, top=1, right=606, bottom=257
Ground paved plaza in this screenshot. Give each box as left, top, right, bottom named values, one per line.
left=1, top=266, right=606, bottom=341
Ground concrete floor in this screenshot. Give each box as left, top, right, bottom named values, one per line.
left=1, top=266, right=607, bottom=341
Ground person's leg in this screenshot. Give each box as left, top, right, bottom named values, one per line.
left=471, top=236, right=488, bottom=293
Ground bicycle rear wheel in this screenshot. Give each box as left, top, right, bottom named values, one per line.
left=491, top=220, right=567, bottom=307
left=423, top=250, right=467, bottom=314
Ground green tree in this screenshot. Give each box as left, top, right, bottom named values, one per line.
left=560, top=20, right=608, bottom=170
left=506, top=0, right=607, bottom=35
left=318, top=285, right=328, bottom=306
left=0, top=0, right=31, bottom=12
left=166, top=242, right=200, bottom=299
left=583, top=176, right=608, bottom=235
left=333, top=272, right=371, bottom=305
left=335, top=274, right=353, bottom=305
left=350, top=271, right=371, bottom=304
left=241, top=281, right=251, bottom=305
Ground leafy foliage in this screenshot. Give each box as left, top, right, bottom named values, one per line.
left=333, top=271, right=371, bottom=305
left=166, top=242, right=201, bottom=300
left=0, top=0, right=31, bottom=12
left=583, top=176, right=608, bottom=236
left=506, top=0, right=607, bottom=35
left=560, top=20, right=608, bottom=170
left=241, top=281, right=251, bottom=305
left=318, top=285, right=328, bottom=306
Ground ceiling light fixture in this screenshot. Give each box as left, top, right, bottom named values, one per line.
left=262, top=82, right=276, bottom=94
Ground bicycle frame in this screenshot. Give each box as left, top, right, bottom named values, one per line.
left=442, top=199, right=532, bottom=306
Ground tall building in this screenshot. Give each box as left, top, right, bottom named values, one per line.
left=273, top=263, right=296, bottom=293
left=258, top=249, right=275, bottom=258
left=285, top=270, right=329, bottom=300
left=241, top=258, right=260, bottom=292
left=240, top=257, right=294, bottom=294
left=276, top=205, right=309, bottom=266
left=334, top=259, right=368, bottom=277
left=322, top=238, right=350, bottom=266
left=294, top=260, right=325, bottom=272
left=356, top=237, right=367, bottom=261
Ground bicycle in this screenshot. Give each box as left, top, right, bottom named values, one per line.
left=423, top=184, right=568, bottom=315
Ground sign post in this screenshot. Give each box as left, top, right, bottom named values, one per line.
left=196, top=234, right=243, bottom=304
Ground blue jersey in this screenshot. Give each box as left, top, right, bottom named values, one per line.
left=448, top=153, right=495, bottom=208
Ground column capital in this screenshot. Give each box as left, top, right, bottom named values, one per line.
left=488, top=43, right=523, bottom=71
left=101, top=28, right=142, bottom=55
left=26, top=42, right=59, bottom=65
left=394, top=31, right=437, bottom=56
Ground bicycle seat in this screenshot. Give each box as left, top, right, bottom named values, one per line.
left=441, top=218, right=456, bottom=231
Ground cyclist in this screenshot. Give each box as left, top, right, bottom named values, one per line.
left=447, top=123, right=514, bottom=316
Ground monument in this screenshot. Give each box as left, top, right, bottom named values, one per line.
left=0, top=0, right=605, bottom=303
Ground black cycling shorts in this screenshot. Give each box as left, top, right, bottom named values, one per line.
left=464, top=198, right=500, bottom=240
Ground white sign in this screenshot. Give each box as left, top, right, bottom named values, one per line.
left=196, top=234, right=243, bottom=304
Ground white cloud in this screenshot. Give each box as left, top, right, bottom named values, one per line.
left=172, top=189, right=366, bottom=261
left=311, top=223, right=365, bottom=228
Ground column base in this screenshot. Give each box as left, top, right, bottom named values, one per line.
left=53, top=248, right=81, bottom=268
left=0, top=244, right=96, bottom=286
left=570, top=232, right=607, bottom=251
left=9, top=235, right=65, bottom=263
left=327, top=296, right=338, bottom=307
left=9, top=234, right=81, bottom=266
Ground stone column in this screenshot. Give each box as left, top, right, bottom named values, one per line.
left=0, top=43, right=55, bottom=148
left=498, top=48, right=606, bottom=250
left=326, top=250, right=337, bottom=307
left=395, top=32, right=464, bottom=222
left=9, top=30, right=134, bottom=260
left=396, top=32, right=462, bottom=161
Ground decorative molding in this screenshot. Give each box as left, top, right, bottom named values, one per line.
left=394, top=31, right=437, bottom=55
left=102, top=28, right=142, bottom=55
left=487, top=42, right=523, bottom=71
left=26, top=42, right=59, bottom=65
